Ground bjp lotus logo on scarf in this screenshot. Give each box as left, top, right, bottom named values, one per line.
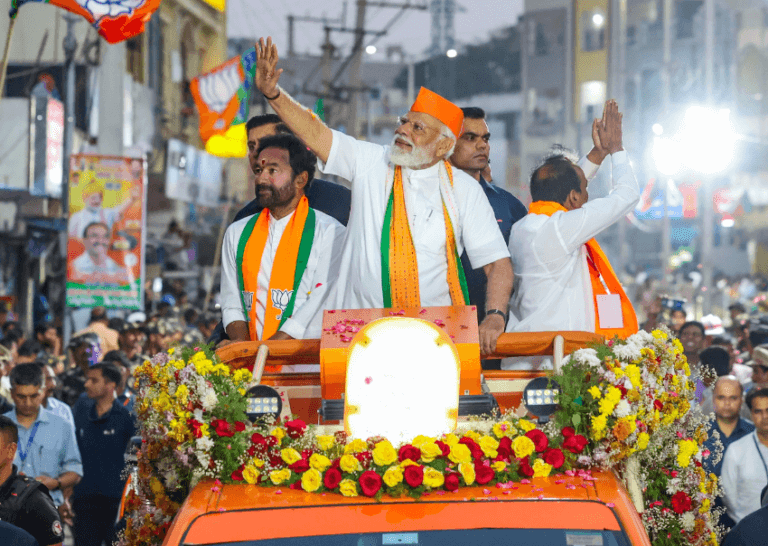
left=242, top=291, right=253, bottom=312
left=271, top=289, right=293, bottom=320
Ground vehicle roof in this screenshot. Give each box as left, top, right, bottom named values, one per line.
left=163, top=470, right=651, bottom=546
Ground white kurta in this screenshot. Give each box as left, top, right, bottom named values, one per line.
left=506, top=151, right=639, bottom=333
left=295, top=130, right=510, bottom=338
left=220, top=208, right=346, bottom=340
left=68, top=206, right=124, bottom=238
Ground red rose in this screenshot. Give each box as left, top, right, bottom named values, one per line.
left=654, top=399, right=664, bottom=411
left=231, top=469, right=244, bottom=481
left=671, top=491, right=692, bottom=514
left=355, top=451, right=373, bottom=466
left=404, top=465, right=424, bottom=487
left=290, top=459, right=310, bottom=473
left=265, top=435, right=278, bottom=448
left=324, top=468, right=342, bottom=489
left=285, top=419, right=307, bottom=439
left=525, top=429, right=549, bottom=452
left=459, top=437, right=483, bottom=460
left=212, top=419, right=235, bottom=438
left=334, top=430, right=348, bottom=444
left=234, top=421, right=246, bottom=432
left=445, top=472, right=460, bottom=492
left=301, top=449, right=313, bottom=460
left=475, top=463, right=495, bottom=485
left=188, top=419, right=204, bottom=439
left=543, top=448, right=565, bottom=469
left=331, top=458, right=341, bottom=470
left=617, top=385, right=627, bottom=397
left=561, top=427, right=575, bottom=438
left=435, top=440, right=450, bottom=458
left=359, top=470, right=383, bottom=497
left=497, top=437, right=512, bottom=460
left=247, top=445, right=257, bottom=457
left=517, top=458, right=534, bottom=477
left=269, top=453, right=283, bottom=467
left=562, top=434, right=588, bottom=454
left=251, top=433, right=267, bottom=446
left=290, top=481, right=302, bottom=490
left=398, top=445, right=421, bottom=462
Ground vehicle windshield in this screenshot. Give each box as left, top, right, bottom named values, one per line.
left=194, top=528, right=630, bottom=546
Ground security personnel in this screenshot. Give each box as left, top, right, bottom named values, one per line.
left=0, top=415, right=63, bottom=546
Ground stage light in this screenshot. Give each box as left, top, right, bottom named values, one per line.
left=523, top=377, right=560, bottom=422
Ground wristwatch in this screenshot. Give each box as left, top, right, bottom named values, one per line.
left=485, top=308, right=508, bottom=326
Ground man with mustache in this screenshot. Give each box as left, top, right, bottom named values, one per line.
left=70, top=223, right=128, bottom=285
left=253, top=38, right=512, bottom=355
left=68, top=178, right=139, bottom=239
left=219, top=134, right=345, bottom=350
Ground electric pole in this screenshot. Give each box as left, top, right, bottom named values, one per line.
left=348, top=0, right=368, bottom=137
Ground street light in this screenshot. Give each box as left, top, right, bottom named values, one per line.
left=365, top=45, right=377, bottom=55
left=446, top=48, right=457, bottom=58
left=592, top=12, right=605, bottom=28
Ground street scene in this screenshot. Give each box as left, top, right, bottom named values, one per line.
left=1, top=0, right=768, bottom=544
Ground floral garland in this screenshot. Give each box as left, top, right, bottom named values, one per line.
left=120, top=329, right=722, bottom=546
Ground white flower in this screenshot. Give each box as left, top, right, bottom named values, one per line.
left=573, top=348, right=601, bottom=368
left=193, top=408, right=204, bottom=422
left=614, top=399, right=631, bottom=418
left=613, top=342, right=642, bottom=362
left=196, top=436, right=214, bottom=452
left=681, top=512, right=696, bottom=531
left=201, top=389, right=218, bottom=411
left=627, top=330, right=654, bottom=347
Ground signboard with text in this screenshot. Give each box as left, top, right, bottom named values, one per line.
left=65, top=155, right=145, bottom=309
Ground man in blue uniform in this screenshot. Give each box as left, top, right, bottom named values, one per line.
left=450, top=107, right=527, bottom=368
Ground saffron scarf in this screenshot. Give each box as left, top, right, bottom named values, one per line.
left=236, top=196, right=316, bottom=341
left=528, top=201, right=638, bottom=339
left=380, top=161, right=469, bottom=308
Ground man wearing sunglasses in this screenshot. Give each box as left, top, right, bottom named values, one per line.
left=253, top=38, right=512, bottom=355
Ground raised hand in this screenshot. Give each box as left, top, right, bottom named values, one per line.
left=597, top=99, right=623, bottom=154
left=255, top=37, right=283, bottom=99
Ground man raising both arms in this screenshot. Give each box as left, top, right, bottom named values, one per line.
left=254, top=38, right=512, bottom=355
left=507, top=100, right=640, bottom=337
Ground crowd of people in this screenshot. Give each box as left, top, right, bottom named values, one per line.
left=0, top=303, right=218, bottom=546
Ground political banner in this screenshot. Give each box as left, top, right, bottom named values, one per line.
left=66, top=155, right=145, bottom=309
left=10, top=0, right=162, bottom=44
left=190, top=47, right=256, bottom=143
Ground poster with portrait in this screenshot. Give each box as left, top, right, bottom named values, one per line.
left=65, top=155, right=145, bottom=309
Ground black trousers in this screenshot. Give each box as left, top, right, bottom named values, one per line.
left=73, top=495, right=121, bottom=546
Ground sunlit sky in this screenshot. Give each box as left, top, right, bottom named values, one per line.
left=228, top=0, right=524, bottom=60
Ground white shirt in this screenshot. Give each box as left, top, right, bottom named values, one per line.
left=722, top=431, right=768, bottom=523
left=220, top=208, right=345, bottom=340
left=299, top=130, right=509, bottom=338
left=506, top=151, right=639, bottom=333
left=72, top=252, right=126, bottom=281
left=68, top=206, right=122, bottom=238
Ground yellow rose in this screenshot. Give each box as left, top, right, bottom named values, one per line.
left=448, top=443, right=472, bottom=464
left=339, top=479, right=358, bottom=497
left=316, top=435, right=336, bottom=451
left=383, top=466, right=404, bottom=487
left=533, top=458, right=552, bottom=478
left=423, top=467, right=445, bottom=488
left=492, top=421, right=515, bottom=439
left=269, top=468, right=291, bottom=485
left=479, top=436, right=499, bottom=458
left=588, top=385, right=602, bottom=399
left=411, top=435, right=436, bottom=448
left=344, top=439, right=368, bottom=454
left=340, top=454, right=362, bottom=473
left=512, top=436, right=536, bottom=459
left=242, top=464, right=261, bottom=484
left=443, top=433, right=460, bottom=446
left=372, top=440, right=398, bottom=466
left=250, top=457, right=265, bottom=468
left=281, top=448, right=302, bottom=466
left=463, top=430, right=481, bottom=442
left=419, top=442, right=443, bottom=463
left=301, top=469, right=322, bottom=492
left=491, top=461, right=507, bottom=473
left=517, top=419, right=536, bottom=432
left=310, top=453, right=331, bottom=472
left=459, top=462, right=475, bottom=485
left=271, top=427, right=286, bottom=442
left=399, top=459, right=419, bottom=468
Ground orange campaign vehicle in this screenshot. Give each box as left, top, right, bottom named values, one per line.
left=120, top=306, right=723, bottom=546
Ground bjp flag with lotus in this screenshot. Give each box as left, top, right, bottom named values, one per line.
left=189, top=47, right=256, bottom=158
left=10, top=0, right=162, bottom=43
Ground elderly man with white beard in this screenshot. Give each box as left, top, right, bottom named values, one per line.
left=255, top=38, right=512, bottom=355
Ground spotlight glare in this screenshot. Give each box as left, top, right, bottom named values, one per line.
left=592, top=12, right=605, bottom=28
left=446, top=48, right=458, bottom=58
left=365, top=45, right=377, bottom=55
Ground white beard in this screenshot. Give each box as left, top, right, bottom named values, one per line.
left=389, top=135, right=436, bottom=169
